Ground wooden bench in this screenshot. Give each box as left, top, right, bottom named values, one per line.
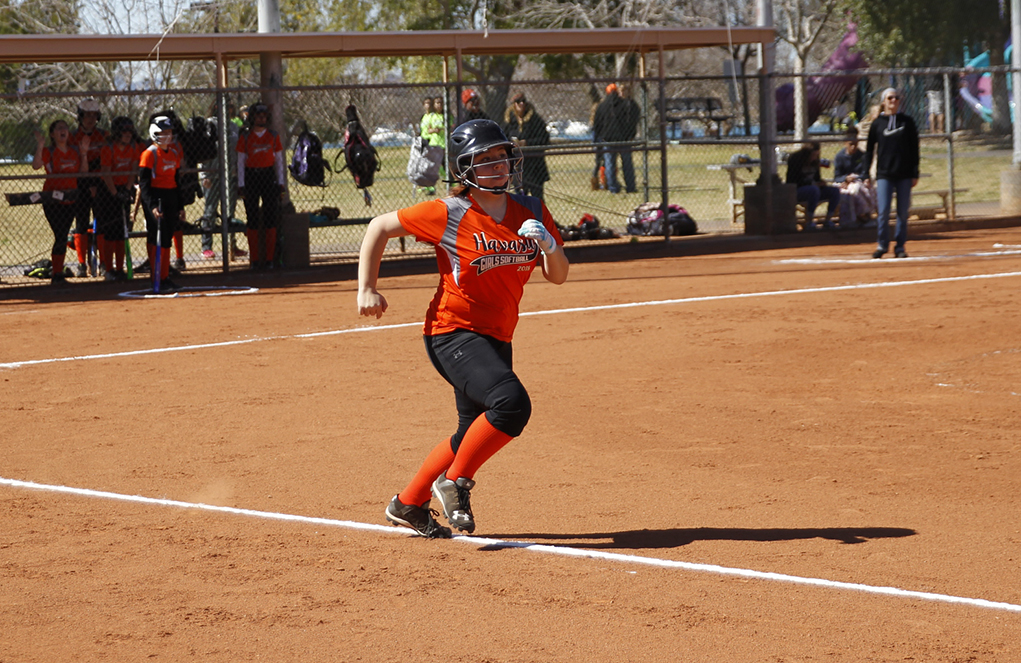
left=795, top=187, right=970, bottom=230
left=663, top=97, right=733, bottom=138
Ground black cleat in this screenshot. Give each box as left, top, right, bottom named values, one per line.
left=385, top=495, right=452, bottom=539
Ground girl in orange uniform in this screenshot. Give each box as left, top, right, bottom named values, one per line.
left=96, top=116, right=143, bottom=280
left=236, top=102, right=285, bottom=270
left=358, top=119, right=569, bottom=538
left=138, top=116, right=186, bottom=293
left=32, top=119, right=87, bottom=284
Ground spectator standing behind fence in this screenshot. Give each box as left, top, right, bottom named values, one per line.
left=593, top=83, right=639, bottom=194
left=69, top=98, right=108, bottom=278
left=864, top=87, right=920, bottom=259
left=138, top=116, right=186, bottom=293
left=458, top=89, right=488, bottom=124
left=785, top=140, right=840, bottom=230
left=420, top=97, right=446, bottom=195
left=32, top=120, right=86, bottom=284
left=95, top=116, right=144, bottom=281
left=199, top=102, right=246, bottom=261
left=833, top=129, right=876, bottom=227
left=358, top=118, right=568, bottom=538
left=503, top=92, right=551, bottom=200
left=237, top=102, right=286, bottom=270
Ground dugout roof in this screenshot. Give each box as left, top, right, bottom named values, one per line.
left=0, top=27, right=775, bottom=64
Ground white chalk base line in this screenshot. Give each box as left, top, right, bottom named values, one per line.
left=1, top=477, right=1018, bottom=614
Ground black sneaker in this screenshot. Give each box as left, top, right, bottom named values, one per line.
left=155, top=278, right=180, bottom=294
left=895, top=248, right=908, bottom=259
left=431, top=475, right=476, bottom=534
left=385, top=495, right=452, bottom=539
left=76, top=263, right=88, bottom=278
left=872, top=249, right=885, bottom=259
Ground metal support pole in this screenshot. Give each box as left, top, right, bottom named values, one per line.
left=258, top=0, right=289, bottom=203
left=216, top=52, right=231, bottom=271
left=1013, top=0, right=1021, bottom=169
left=944, top=72, right=956, bottom=219
left=640, top=52, right=650, bottom=202
left=657, top=46, right=670, bottom=241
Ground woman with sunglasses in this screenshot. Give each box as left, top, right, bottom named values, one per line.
left=864, top=87, right=919, bottom=259
left=358, top=119, right=568, bottom=538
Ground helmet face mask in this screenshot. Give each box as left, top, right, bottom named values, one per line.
left=449, top=119, right=523, bottom=194
left=149, top=116, right=173, bottom=146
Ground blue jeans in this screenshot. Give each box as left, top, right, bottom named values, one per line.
left=796, top=184, right=840, bottom=224
left=603, top=146, right=636, bottom=193
left=875, top=178, right=912, bottom=252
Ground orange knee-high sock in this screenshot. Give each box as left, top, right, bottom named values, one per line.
left=74, top=233, right=87, bottom=265
left=445, top=415, right=514, bottom=482
left=265, top=228, right=277, bottom=262
left=51, top=253, right=65, bottom=275
left=173, top=231, right=183, bottom=259
left=113, top=240, right=124, bottom=272
left=97, top=236, right=112, bottom=272
left=160, top=245, right=171, bottom=280
left=398, top=437, right=456, bottom=507
left=246, top=229, right=259, bottom=262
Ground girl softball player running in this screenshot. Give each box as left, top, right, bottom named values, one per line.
left=358, top=119, right=569, bottom=538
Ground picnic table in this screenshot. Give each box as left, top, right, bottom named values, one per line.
left=663, top=97, right=734, bottom=138
left=707, top=159, right=760, bottom=225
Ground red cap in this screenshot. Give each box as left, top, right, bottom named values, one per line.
left=606, top=83, right=618, bottom=94
left=462, top=89, right=479, bottom=105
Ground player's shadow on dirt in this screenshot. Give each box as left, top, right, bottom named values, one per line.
left=479, top=527, right=916, bottom=551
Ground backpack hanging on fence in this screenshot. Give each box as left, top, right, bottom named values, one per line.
left=289, top=125, right=330, bottom=188
left=406, top=135, right=444, bottom=187
left=335, top=104, right=380, bottom=205
left=626, top=202, right=698, bottom=237
left=184, top=116, right=219, bottom=164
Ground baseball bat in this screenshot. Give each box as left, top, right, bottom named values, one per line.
left=89, top=214, right=98, bottom=277
left=122, top=196, right=133, bottom=280
left=154, top=200, right=162, bottom=294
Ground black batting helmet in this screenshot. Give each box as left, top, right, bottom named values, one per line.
left=448, top=119, right=522, bottom=193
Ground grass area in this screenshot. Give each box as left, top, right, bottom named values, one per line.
left=2, top=136, right=1012, bottom=272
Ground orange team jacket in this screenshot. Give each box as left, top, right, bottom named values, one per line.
left=69, top=128, right=108, bottom=170
left=397, top=195, right=564, bottom=343
left=236, top=129, right=282, bottom=168
left=41, top=146, right=81, bottom=193
left=101, top=141, right=143, bottom=186
left=139, top=143, right=184, bottom=189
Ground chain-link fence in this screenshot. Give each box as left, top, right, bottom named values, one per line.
left=1, top=67, right=1012, bottom=288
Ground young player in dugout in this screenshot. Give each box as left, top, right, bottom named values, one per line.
left=70, top=98, right=108, bottom=277
left=358, top=119, right=569, bottom=538
left=236, top=102, right=286, bottom=270
left=95, top=116, right=143, bottom=281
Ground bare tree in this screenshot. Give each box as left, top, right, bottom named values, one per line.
left=774, top=0, right=837, bottom=139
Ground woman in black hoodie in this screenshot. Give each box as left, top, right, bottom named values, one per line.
left=864, top=87, right=919, bottom=259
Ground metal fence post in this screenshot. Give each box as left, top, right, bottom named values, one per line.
left=658, top=46, right=670, bottom=241
left=944, top=72, right=956, bottom=220
left=216, top=53, right=231, bottom=270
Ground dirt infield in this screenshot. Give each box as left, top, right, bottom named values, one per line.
left=2, top=227, right=1020, bottom=662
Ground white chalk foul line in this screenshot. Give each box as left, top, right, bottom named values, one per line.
left=2, top=476, right=1018, bottom=614
left=4, top=270, right=1021, bottom=371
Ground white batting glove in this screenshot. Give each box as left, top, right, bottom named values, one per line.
left=518, top=218, right=557, bottom=255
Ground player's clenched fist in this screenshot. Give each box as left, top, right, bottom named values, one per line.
left=517, top=218, right=557, bottom=254
left=358, top=288, right=388, bottom=319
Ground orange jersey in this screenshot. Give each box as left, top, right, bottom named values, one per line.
left=102, top=141, right=143, bottom=186
left=139, top=143, right=184, bottom=189
left=69, top=128, right=108, bottom=171
left=236, top=128, right=282, bottom=168
left=397, top=194, right=563, bottom=342
left=41, top=145, right=81, bottom=191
